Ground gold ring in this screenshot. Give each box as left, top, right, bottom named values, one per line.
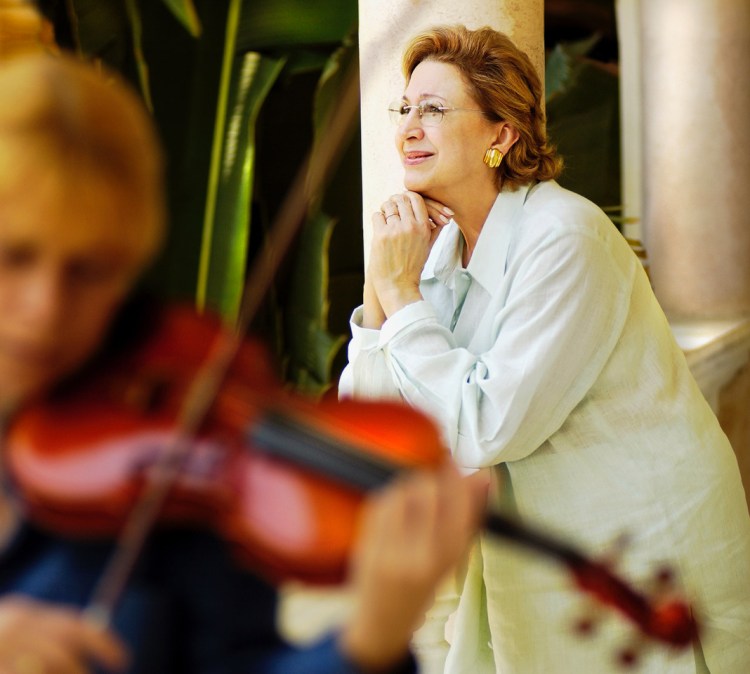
left=13, top=653, right=45, bottom=674
left=385, top=213, right=398, bottom=221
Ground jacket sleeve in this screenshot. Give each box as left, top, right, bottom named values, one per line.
left=341, top=226, right=635, bottom=468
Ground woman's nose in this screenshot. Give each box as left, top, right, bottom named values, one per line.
left=398, top=109, right=425, bottom=139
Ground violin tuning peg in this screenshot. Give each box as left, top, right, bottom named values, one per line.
left=614, top=634, right=650, bottom=670
left=653, top=565, right=675, bottom=590
left=570, top=600, right=605, bottom=638
left=616, top=646, right=640, bottom=668
left=573, top=615, right=598, bottom=637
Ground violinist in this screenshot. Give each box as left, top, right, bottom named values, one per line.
left=0, top=53, right=485, bottom=673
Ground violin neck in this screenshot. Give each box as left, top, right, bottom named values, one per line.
left=249, top=411, right=397, bottom=491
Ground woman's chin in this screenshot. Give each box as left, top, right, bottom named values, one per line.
left=403, top=177, right=438, bottom=198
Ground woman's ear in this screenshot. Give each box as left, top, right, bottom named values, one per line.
left=496, top=123, right=520, bottom=155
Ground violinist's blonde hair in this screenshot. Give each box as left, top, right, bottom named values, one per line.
left=402, top=25, right=562, bottom=190
left=0, top=53, right=166, bottom=258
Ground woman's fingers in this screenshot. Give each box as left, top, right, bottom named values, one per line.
left=379, top=191, right=454, bottom=229
left=379, top=192, right=432, bottom=231
left=423, top=197, right=454, bottom=227
left=378, top=193, right=453, bottom=240
left=399, top=192, right=430, bottom=227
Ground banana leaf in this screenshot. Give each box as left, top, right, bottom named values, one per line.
left=67, top=0, right=201, bottom=113
left=545, top=38, right=621, bottom=210
left=66, top=0, right=131, bottom=66
left=286, top=211, right=347, bottom=394
left=65, top=0, right=359, bottom=390
left=236, top=0, right=357, bottom=51
left=197, top=49, right=287, bottom=319
left=284, top=36, right=357, bottom=395
left=160, top=0, right=202, bottom=36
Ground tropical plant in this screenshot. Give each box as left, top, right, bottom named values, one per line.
left=44, top=0, right=359, bottom=396
left=545, top=34, right=621, bottom=212
left=41, top=0, right=627, bottom=395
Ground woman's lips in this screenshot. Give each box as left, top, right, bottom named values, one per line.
left=403, top=151, right=433, bottom=166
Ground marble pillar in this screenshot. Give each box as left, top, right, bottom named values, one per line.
left=641, top=0, right=750, bottom=317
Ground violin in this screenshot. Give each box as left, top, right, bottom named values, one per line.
left=4, top=305, right=445, bottom=584
left=3, top=305, right=698, bottom=659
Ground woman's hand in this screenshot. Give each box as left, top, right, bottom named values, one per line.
left=421, top=197, right=455, bottom=235
left=0, top=597, right=128, bottom=673
left=366, top=192, right=453, bottom=321
left=339, top=464, right=487, bottom=672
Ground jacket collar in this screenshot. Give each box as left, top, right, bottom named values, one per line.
left=422, top=182, right=534, bottom=292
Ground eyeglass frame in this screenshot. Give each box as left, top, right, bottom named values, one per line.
left=388, top=100, right=487, bottom=127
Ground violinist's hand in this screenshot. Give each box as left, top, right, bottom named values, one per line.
left=0, top=0, right=57, bottom=60
left=339, top=463, right=487, bottom=672
left=368, top=192, right=453, bottom=321
left=0, top=597, right=128, bottom=674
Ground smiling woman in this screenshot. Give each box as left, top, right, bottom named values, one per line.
left=340, top=23, right=750, bottom=674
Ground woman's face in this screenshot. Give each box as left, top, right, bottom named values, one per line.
left=394, top=60, right=502, bottom=204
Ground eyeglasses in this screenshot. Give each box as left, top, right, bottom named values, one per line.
left=388, top=100, right=485, bottom=126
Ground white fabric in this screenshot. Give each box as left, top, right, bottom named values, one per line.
left=340, top=180, right=750, bottom=673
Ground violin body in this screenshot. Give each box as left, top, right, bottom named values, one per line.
left=5, top=306, right=446, bottom=584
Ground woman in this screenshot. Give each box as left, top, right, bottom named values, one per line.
left=0, top=52, right=485, bottom=673
left=340, top=24, right=750, bottom=673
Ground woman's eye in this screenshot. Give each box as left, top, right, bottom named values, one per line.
left=422, top=103, right=443, bottom=114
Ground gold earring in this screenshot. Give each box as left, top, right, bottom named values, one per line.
left=483, top=147, right=503, bottom=168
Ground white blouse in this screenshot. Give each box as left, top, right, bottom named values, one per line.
left=340, top=180, right=750, bottom=673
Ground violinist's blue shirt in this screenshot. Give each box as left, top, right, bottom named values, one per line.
left=0, top=522, right=416, bottom=674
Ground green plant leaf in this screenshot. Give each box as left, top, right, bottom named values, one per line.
left=303, top=31, right=358, bottom=217
left=236, top=0, right=357, bottom=51
left=283, top=35, right=358, bottom=394
left=284, top=49, right=332, bottom=77
left=124, top=0, right=153, bottom=111
left=69, top=0, right=192, bottom=112
left=67, top=0, right=131, bottom=69
left=198, top=50, right=287, bottom=320
left=546, top=41, right=620, bottom=209
left=159, top=0, right=202, bottom=37
left=286, top=211, right=348, bottom=395
left=545, top=35, right=602, bottom=102
left=545, top=44, right=572, bottom=101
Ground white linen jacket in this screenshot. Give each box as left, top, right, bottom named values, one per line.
left=340, top=180, right=750, bottom=673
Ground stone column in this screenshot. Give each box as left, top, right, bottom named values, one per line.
left=614, top=0, right=643, bottom=242
left=641, top=0, right=750, bottom=317
left=358, top=5, right=544, bottom=671
left=358, top=0, right=544, bottom=259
